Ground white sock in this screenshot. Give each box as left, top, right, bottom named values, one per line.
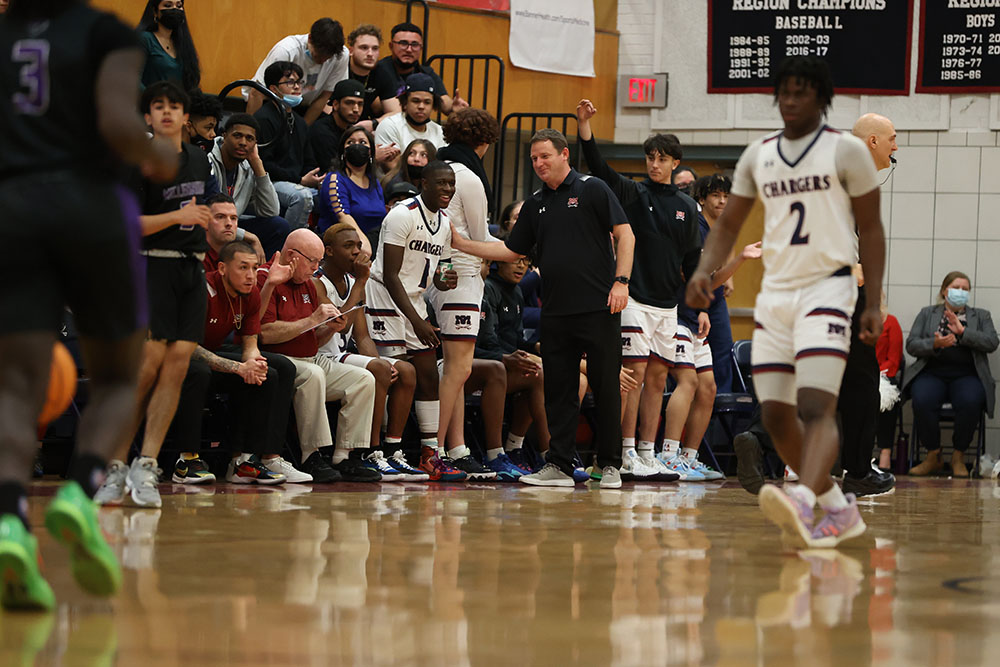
left=414, top=400, right=439, bottom=435
left=818, top=484, right=849, bottom=511
left=682, top=447, right=699, bottom=461
left=622, top=437, right=636, bottom=456
left=638, top=440, right=654, bottom=457
left=663, top=439, right=681, bottom=458
left=787, top=484, right=817, bottom=508
left=487, top=447, right=503, bottom=461
left=331, top=447, right=349, bottom=464
left=448, top=445, right=470, bottom=460
left=385, top=437, right=402, bottom=451
left=505, top=433, right=524, bottom=451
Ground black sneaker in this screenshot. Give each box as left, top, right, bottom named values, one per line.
left=302, top=452, right=342, bottom=483
left=734, top=432, right=765, bottom=495
left=842, top=466, right=895, bottom=497
left=333, top=456, right=382, bottom=482
left=447, top=455, right=497, bottom=481
left=171, top=456, right=216, bottom=484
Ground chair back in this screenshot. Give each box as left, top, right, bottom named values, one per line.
left=732, top=339, right=753, bottom=395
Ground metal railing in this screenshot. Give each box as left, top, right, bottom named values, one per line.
left=494, top=113, right=581, bottom=217
left=406, top=0, right=431, bottom=63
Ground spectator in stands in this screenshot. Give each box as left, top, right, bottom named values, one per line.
left=310, top=79, right=395, bottom=174
left=207, top=113, right=288, bottom=257
left=497, top=200, right=523, bottom=237
left=203, top=194, right=265, bottom=273
left=137, top=0, right=201, bottom=91
left=96, top=81, right=217, bottom=508
left=876, top=291, right=903, bottom=471
left=315, top=125, right=383, bottom=246
left=257, top=229, right=380, bottom=483
left=170, top=239, right=310, bottom=485
left=385, top=182, right=419, bottom=211
left=346, top=24, right=384, bottom=122
left=672, top=166, right=697, bottom=197
left=255, top=61, right=323, bottom=230
left=381, top=139, right=436, bottom=191
left=183, top=91, right=222, bottom=153
left=374, top=74, right=446, bottom=172
left=476, top=256, right=550, bottom=476
left=373, top=22, right=467, bottom=119
left=248, top=18, right=349, bottom=126
left=906, top=271, right=998, bottom=478
left=315, top=224, right=424, bottom=481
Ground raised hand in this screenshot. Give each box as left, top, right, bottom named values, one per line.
left=178, top=197, right=211, bottom=228
left=265, top=252, right=294, bottom=285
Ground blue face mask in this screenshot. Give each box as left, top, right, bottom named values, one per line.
left=283, top=94, right=303, bottom=108
left=946, top=288, right=969, bottom=308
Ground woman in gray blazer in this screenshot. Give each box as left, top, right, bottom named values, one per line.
left=905, top=271, right=998, bottom=477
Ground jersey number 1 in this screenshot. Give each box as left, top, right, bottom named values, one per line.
left=789, top=201, right=809, bottom=245
left=418, top=259, right=431, bottom=289
left=12, top=40, right=51, bottom=116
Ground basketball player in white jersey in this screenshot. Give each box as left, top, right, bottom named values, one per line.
left=687, top=57, right=885, bottom=548
left=365, top=161, right=467, bottom=481
left=314, top=222, right=426, bottom=481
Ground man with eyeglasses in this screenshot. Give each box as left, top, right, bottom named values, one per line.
left=247, top=18, right=350, bottom=127
left=372, top=22, right=467, bottom=121
left=257, top=229, right=379, bottom=483
left=255, top=61, right=323, bottom=231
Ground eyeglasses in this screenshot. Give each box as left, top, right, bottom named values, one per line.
left=289, top=247, right=321, bottom=266
left=277, top=79, right=302, bottom=88
left=393, top=40, right=423, bottom=50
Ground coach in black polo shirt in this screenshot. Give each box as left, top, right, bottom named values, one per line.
left=450, top=129, right=635, bottom=489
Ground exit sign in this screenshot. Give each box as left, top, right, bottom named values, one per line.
left=617, top=73, right=668, bottom=108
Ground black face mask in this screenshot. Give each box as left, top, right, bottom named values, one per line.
left=406, top=164, right=424, bottom=181
left=189, top=134, right=213, bottom=153
left=158, top=9, right=185, bottom=30
left=678, top=185, right=693, bottom=197
left=344, top=143, right=371, bottom=168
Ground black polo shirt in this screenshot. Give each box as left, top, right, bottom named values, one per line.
left=505, top=169, right=628, bottom=317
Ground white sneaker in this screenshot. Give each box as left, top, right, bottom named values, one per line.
left=94, top=459, right=128, bottom=505
left=621, top=449, right=659, bottom=480
left=640, top=453, right=682, bottom=482
left=126, top=456, right=162, bottom=508
left=600, top=466, right=622, bottom=489
left=264, top=456, right=314, bottom=483
left=784, top=466, right=799, bottom=482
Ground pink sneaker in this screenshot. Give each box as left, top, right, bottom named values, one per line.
left=759, top=485, right=815, bottom=548
left=809, top=493, right=867, bottom=548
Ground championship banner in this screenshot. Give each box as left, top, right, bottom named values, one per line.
left=509, top=0, right=596, bottom=77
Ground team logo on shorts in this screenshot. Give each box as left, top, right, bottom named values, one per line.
left=622, top=336, right=631, bottom=349
left=454, top=314, right=473, bottom=330
left=372, top=320, right=386, bottom=333
left=567, top=197, right=579, bottom=208
left=676, top=343, right=686, bottom=355
left=827, top=322, right=847, bottom=337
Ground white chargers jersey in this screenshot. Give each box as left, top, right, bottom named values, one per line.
left=316, top=271, right=354, bottom=357
left=370, top=195, right=452, bottom=302
left=731, top=125, right=878, bottom=291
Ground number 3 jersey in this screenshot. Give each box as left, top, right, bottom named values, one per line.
left=730, top=125, right=878, bottom=291
left=370, top=195, right=453, bottom=305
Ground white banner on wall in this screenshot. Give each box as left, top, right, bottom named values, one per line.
left=509, top=0, right=595, bottom=78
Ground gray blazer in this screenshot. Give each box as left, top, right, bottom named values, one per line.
left=903, top=304, right=999, bottom=417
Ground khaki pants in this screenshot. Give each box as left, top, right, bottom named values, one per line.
left=287, top=354, right=375, bottom=456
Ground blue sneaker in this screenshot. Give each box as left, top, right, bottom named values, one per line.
left=361, top=451, right=406, bottom=482
left=688, top=458, right=725, bottom=481
left=386, top=450, right=430, bottom=482
left=656, top=451, right=706, bottom=482
left=572, top=467, right=590, bottom=483
left=485, top=453, right=524, bottom=482
left=506, top=448, right=534, bottom=474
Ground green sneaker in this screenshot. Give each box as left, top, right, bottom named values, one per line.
left=586, top=465, right=603, bottom=481
left=0, top=514, right=55, bottom=611
left=44, top=482, right=121, bottom=597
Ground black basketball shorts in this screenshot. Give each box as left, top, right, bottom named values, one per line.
left=145, top=256, right=207, bottom=343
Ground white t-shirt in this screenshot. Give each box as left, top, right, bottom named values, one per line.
left=730, top=125, right=878, bottom=291
left=251, top=34, right=349, bottom=107
left=374, top=112, right=446, bottom=152
left=370, top=195, right=452, bottom=302
left=444, top=161, right=493, bottom=277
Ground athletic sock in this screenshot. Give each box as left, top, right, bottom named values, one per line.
left=818, top=484, right=850, bottom=511
left=67, top=453, right=107, bottom=499
left=486, top=447, right=504, bottom=461
left=787, top=484, right=817, bottom=509
left=448, top=445, right=470, bottom=460
left=622, top=437, right=636, bottom=457
left=504, top=434, right=524, bottom=452
left=385, top=437, right=402, bottom=450
left=638, top=440, right=655, bottom=457
left=330, top=448, right=349, bottom=465
left=662, top=439, right=681, bottom=458
left=0, top=482, right=30, bottom=530
left=681, top=447, right=699, bottom=462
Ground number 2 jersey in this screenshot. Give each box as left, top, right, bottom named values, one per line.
left=730, top=125, right=878, bottom=291
left=0, top=4, right=138, bottom=178
left=370, top=195, right=453, bottom=306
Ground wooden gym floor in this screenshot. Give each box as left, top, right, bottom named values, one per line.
left=4, top=477, right=1000, bottom=666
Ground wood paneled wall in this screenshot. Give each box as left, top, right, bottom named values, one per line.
left=92, top=0, right=619, bottom=138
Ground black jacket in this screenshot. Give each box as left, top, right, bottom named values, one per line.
left=475, top=273, right=527, bottom=361
left=580, top=135, right=701, bottom=308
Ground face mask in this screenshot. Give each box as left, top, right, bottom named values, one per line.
left=189, top=134, right=213, bottom=152
left=158, top=8, right=185, bottom=30
left=344, top=143, right=371, bottom=168
left=282, top=94, right=303, bottom=108
left=407, top=163, right=424, bottom=181
left=946, top=288, right=969, bottom=308
left=678, top=185, right=692, bottom=197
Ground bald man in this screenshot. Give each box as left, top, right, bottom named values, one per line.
left=257, top=229, right=379, bottom=482
left=836, top=113, right=898, bottom=498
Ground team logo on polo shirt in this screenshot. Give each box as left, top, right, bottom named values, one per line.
left=567, top=197, right=579, bottom=208
left=303, top=294, right=311, bottom=304
left=676, top=211, right=686, bottom=220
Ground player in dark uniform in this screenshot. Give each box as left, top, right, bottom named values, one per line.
left=0, top=0, right=178, bottom=610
